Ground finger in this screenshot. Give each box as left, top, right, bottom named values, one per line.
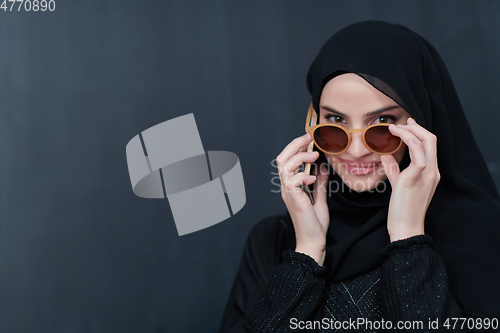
left=389, top=124, right=427, bottom=170
left=397, top=123, right=434, bottom=142
left=276, top=133, right=313, bottom=167
left=393, top=120, right=438, bottom=170
left=403, top=139, right=427, bottom=181
left=284, top=172, right=316, bottom=198
left=406, top=120, right=440, bottom=206
left=282, top=151, right=319, bottom=175
left=298, top=143, right=309, bottom=154
left=380, top=153, right=399, bottom=185
left=388, top=124, right=422, bottom=146
left=297, top=144, right=311, bottom=175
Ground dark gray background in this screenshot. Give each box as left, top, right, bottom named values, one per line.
left=1, top=1, right=499, bottom=332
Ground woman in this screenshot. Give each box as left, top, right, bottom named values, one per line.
left=219, top=21, right=500, bottom=332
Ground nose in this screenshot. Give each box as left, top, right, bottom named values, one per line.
left=346, top=133, right=372, bottom=158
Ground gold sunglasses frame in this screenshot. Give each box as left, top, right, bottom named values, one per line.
left=305, top=102, right=403, bottom=156
left=302, top=102, right=404, bottom=204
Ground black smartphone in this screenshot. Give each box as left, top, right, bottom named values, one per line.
left=301, top=142, right=325, bottom=205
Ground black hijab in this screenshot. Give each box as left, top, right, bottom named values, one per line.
left=301, top=20, right=500, bottom=317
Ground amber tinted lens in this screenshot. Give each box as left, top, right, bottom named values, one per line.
left=313, top=126, right=349, bottom=153
left=365, top=125, right=401, bottom=153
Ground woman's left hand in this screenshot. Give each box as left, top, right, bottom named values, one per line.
left=380, top=117, right=441, bottom=242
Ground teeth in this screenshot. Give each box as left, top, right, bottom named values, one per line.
left=349, top=164, right=377, bottom=168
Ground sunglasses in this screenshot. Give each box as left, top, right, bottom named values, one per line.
left=301, top=103, right=406, bottom=204
left=305, top=102, right=403, bottom=156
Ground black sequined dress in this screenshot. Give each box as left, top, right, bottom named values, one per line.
left=219, top=216, right=489, bottom=333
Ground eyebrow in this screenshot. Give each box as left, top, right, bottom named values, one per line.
left=320, top=105, right=401, bottom=118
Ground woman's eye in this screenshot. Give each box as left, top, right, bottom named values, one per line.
left=373, top=115, right=396, bottom=124
left=327, top=115, right=345, bottom=123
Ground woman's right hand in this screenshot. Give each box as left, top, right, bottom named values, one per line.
left=276, top=133, right=330, bottom=266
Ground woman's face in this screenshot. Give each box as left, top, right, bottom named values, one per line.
left=318, top=73, right=411, bottom=192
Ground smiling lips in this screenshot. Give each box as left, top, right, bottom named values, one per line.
left=337, top=158, right=382, bottom=175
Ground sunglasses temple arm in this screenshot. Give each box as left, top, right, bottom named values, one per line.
left=303, top=141, right=315, bottom=175
left=302, top=103, right=316, bottom=205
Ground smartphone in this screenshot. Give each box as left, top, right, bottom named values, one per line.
left=304, top=141, right=315, bottom=175
left=301, top=141, right=318, bottom=205
left=302, top=104, right=320, bottom=205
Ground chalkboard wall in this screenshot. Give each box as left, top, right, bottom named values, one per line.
left=1, top=1, right=499, bottom=332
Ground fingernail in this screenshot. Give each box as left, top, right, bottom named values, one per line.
left=397, top=124, right=403, bottom=127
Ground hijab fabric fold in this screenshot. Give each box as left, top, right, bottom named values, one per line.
left=302, top=20, right=500, bottom=317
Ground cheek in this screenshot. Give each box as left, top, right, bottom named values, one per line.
left=323, top=153, right=341, bottom=166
